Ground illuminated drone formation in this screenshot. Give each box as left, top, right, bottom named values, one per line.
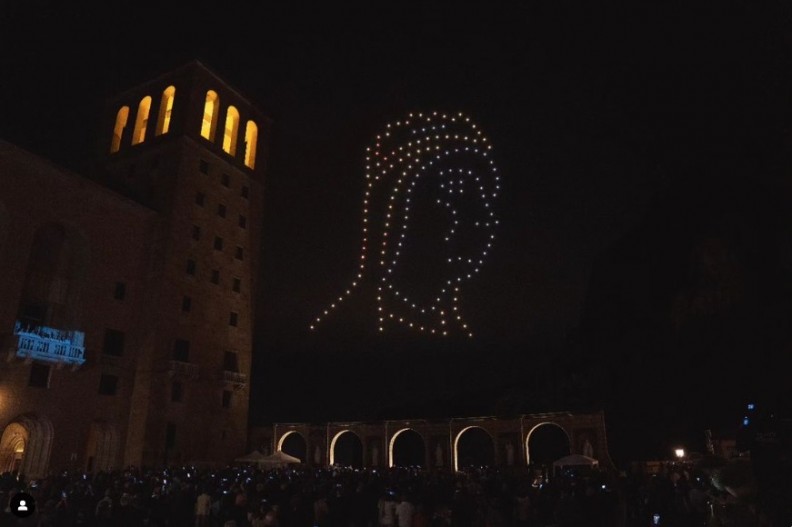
left=311, top=111, right=500, bottom=337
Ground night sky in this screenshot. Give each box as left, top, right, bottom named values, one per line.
left=3, top=3, right=792, bottom=464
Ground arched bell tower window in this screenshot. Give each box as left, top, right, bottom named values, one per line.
left=110, top=106, right=129, bottom=153
left=201, top=90, right=219, bottom=141
left=155, top=86, right=176, bottom=136
left=244, top=120, right=258, bottom=169
left=222, top=106, right=240, bottom=156
left=131, top=96, right=152, bottom=145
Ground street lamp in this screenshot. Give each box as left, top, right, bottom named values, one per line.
left=674, top=448, right=685, bottom=460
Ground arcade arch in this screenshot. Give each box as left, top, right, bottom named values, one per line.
left=277, top=430, right=307, bottom=462
left=525, top=422, right=571, bottom=466
left=453, top=426, right=494, bottom=472
left=388, top=428, right=425, bottom=468
left=329, top=430, right=363, bottom=467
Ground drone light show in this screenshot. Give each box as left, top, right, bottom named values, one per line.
left=312, top=111, right=500, bottom=337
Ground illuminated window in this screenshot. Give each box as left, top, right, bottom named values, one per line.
left=110, top=106, right=129, bottom=153
left=155, top=85, right=176, bottom=136
left=222, top=106, right=240, bottom=155
left=201, top=90, right=219, bottom=141
left=244, top=120, right=258, bottom=168
left=131, top=96, right=152, bottom=145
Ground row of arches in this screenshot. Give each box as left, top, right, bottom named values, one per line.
left=275, top=423, right=572, bottom=471
left=111, top=88, right=259, bottom=170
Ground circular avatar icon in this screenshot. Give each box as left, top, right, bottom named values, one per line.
left=10, top=492, right=35, bottom=518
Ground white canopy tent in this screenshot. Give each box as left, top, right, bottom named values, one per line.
left=553, top=454, right=599, bottom=470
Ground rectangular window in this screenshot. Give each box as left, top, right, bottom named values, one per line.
left=223, top=351, right=239, bottom=372
left=214, top=236, right=223, bottom=251
left=166, top=422, right=176, bottom=449
left=222, top=390, right=232, bottom=409
left=238, top=215, right=247, bottom=229
left=221, top=174, right=230, bottom=187
left=217, top=204, right=226, bottom=218
left=98, top=374, right=118, bottom=395
left=199, top=160, right=209, bottom=174
left=195, top=192, right=205, bottom=206
left=241, top=186, right=249, bottom=199
left=171, top=381, right=183, bottom=402
left=173, top=339, right=190, bottom=362
left=235, top=246, right=244, bottom=260
left=28, top=363, right=51, bottom=388
left=181, top=296, right=192, bottom=313
left=211, top=269, right=220, bottom=284
left=232, top=277, right=241, bottom=293
left=102, top=329, right=125, bottom=356
left=186, top=259, right=196, bottom=275
left=192, top=225, right=201, bottom=240
left=229, top=312, right=238, bottom=327
left=114, top=282, right=126, bottom=300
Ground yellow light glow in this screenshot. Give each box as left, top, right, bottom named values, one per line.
left=155, top=85, right=175, bottom=136
left=244, top=120, right=258, bottom=169
left=110, top=106, right=129, bottom=153
left=131, top=96, right=152, bottom=145
left=201, top=90, right=219, bottom=141
left=223, top=106, right=240, bottom=155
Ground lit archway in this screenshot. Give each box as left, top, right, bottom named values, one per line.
left=0, top=423, right=27, bottom=473
left=388, top=428, right=425, bottom=468
left=0, top=414, right=54, bottom=478
left=131, top=96, right=152, bottom=145
left=155, top=85, right=176, bottom=136
left=222, top=106, right=240, bottom=155
left=277, top=431, right=306, bottom=462
left=525, top=422, right=570, bottom=466
left=201, top=90, right=219, bottom=141
left=110, top=106, right=129, bottom=153
left=329, top=430, right=363, bottom=467
left=453, top=426, right=494, bottom=471
left=244, top=120, right=258, bottom=169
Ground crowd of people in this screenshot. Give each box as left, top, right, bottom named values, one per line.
left=0, top=459, right=786, bottom=526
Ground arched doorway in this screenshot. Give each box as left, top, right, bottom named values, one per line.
left=330, top=430, right=363, bottom=467
left=277, top=431, right=307, bottom=463
left=0, top=414, right=54, bottom=478
left=85, top=421, right=119, bottom=473
left=453, top=426, right=495, bottom=471
left=0, top=423, right=27, bottom=473
left=389, top=429, right=425, bottom=467
left=526, top=422, right=570, bottom=466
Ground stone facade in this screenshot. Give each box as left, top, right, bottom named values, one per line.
left=0, top=62, right=267, bottom=476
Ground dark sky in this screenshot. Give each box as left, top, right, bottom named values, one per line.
left=3, top=3, right=792, bottom=462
